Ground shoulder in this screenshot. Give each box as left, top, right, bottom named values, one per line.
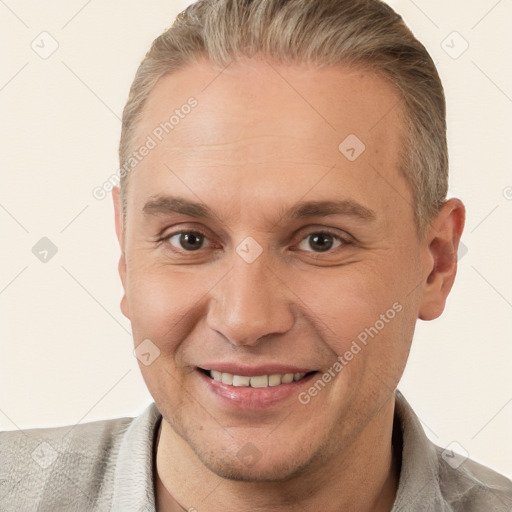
left=0, top=414, right=135, bottom=511
left=435, top=445, right=512, bottom=511
left=393, top=391, right=512, bottom=511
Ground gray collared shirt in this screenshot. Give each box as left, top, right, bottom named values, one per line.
left=1, top=390, right=511, bottom=511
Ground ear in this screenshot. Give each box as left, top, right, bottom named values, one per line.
left=418, top=198, right=466, bottom=321
left=112, top=186, right=130, bottom=320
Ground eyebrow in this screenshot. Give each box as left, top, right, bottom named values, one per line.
left=142, top=196, right=376, bottom=223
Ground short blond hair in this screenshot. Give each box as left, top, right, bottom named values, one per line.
left=119, top=0, right=448, bottom=234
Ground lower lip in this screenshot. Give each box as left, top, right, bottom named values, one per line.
left=198, top=370, right=318, bottom=410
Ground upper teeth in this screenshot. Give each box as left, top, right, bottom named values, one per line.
left=209, top=370, right=307, bottom=387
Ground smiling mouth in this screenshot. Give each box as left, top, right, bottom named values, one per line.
left=199, top=368, right=318, bottom=388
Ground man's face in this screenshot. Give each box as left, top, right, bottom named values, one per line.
left=116, top=59, right=428, bottom=480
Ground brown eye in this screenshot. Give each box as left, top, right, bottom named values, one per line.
left=298, top=232, right=344, bottom=253
left=167, top=231, right=207, bottom=251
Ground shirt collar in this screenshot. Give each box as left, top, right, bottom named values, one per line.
left=111, top=402, right=162, bottom=512
left=391, top=390, right=447, bottom=511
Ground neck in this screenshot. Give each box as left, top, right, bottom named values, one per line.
left=155, top=397, right=399, bottom=512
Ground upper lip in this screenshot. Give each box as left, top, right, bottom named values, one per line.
left=198, top=364, right=317, bottom=377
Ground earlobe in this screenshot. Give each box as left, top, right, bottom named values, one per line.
left=418, top=198, right=466, bottom=321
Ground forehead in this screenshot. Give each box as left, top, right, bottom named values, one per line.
left=128, top=59, right=411, bottom=228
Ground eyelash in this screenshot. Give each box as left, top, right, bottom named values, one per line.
left=158, top=228, right=352, bottom=255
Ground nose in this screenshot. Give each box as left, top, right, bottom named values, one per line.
left=206, top=250, right=294, bottom=347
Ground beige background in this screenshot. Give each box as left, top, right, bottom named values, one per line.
left=1, top=0, right=511, bottom=478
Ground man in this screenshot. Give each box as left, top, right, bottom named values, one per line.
left=1, top=0, right=511, bottom=510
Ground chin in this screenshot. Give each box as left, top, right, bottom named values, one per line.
left=180, top=427, right=324, bottom=484
left=196, top=449, right=314, bottom=483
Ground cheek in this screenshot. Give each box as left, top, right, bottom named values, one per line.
left=126, top=271, right=179, bottom=343
left=124, top=261, right=218, bottom=353
left=288, top=257, right=415, bottom=373
left=289, top=263, right=394, bottom=330
left=125, top=264, right=205, bottom=411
